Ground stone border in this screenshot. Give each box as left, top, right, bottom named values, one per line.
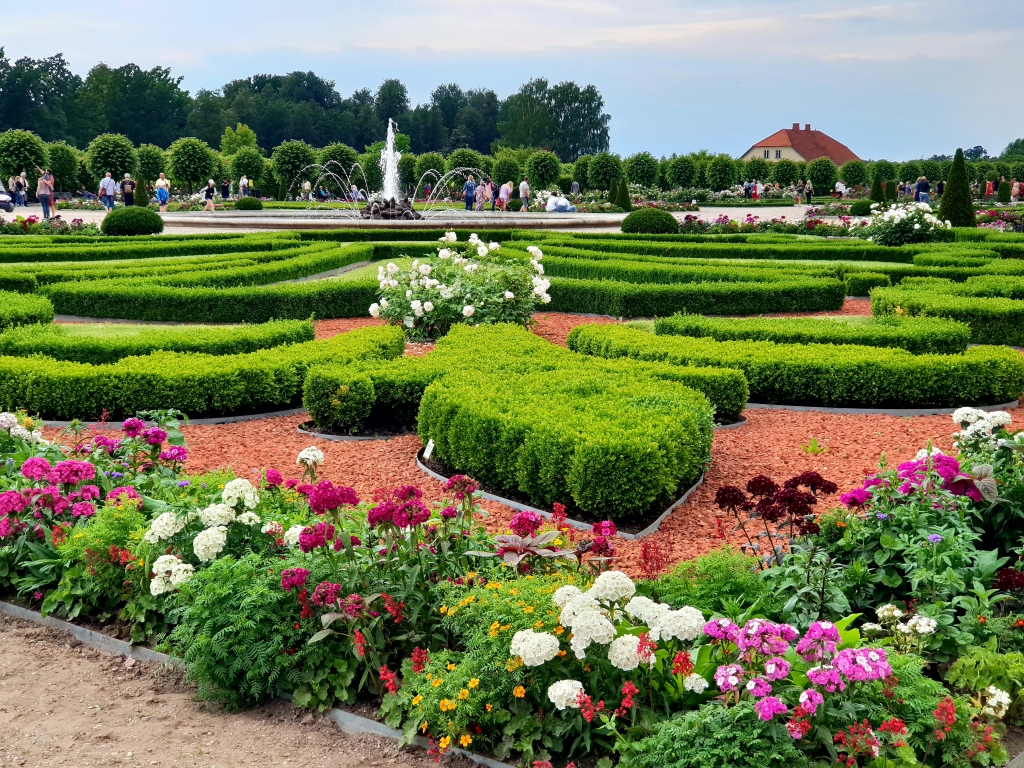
left=746, top=400, right=1018, bottom=417
left=0, top=600, right=512, bottom=768
left=44, top=407, right=307, bottom=429
left=296, top=420, right=411, bottom=442
left=415, top=449, right=703, bottom=540
left=55, top=314, right=245, bottom=326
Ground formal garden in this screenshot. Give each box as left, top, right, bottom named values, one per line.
left=2, top=203, right=1024, bottom=768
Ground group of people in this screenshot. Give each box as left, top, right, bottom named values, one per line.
left=460, top=175, right=521, bottom=212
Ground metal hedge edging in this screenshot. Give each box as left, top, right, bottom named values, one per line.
left=296, top=421, right=407, bottom=442
left=746, top=400, right=1018, bottom=418
left=44, top=407, right=309, bottom=429
left=415, top=449, right=704, bottom=541
left=0, top=600, right=513, bottom=768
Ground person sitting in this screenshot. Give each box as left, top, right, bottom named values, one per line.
left=545, top=194, right=577, bottom=213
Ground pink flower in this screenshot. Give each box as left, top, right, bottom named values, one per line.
left=806, top=665, right=845, bottom=693
left=122, top=418, right=145, bottom=437
left=47, top=460, right=96, bottom=486
left=703, top=618, right=740, bottom=643
left=0, top=516, right=13, bottom=539
left=281, top=568, right=309, bottom=592
left=754, top=697, right=788, bottom=721
left=70, top=502, right=95, bottom=518
left=510, top=511, right=544, bottom=537
left=798, top=689, right=824, bottom=715
left=745, top=677, right=772, bottom=698
left=106, top=486, right=140, bottom=502
left=298, top=522, right=335, bottom=552
left=160, top=446, right=188, bottom=463
left=144, top=427, right=167, bottom=445
left=311, top=581, right=343, bottom=607
left=834, top=647, right=891, bottom=682
left=840, top=488, right=871, bottom=507
left=21, top=457, right=52, bottom=481
left=796, top=621, right=841, bottom=662
left=265, top=468, right=283, bottom=487
left=308, top=480, right=359, bottom=516
left=763, top=657, right=791, bottom=681
left=714, top=664, right=744, bottom=692
left=79, top=485, right=100, bottom=501
left=0, top=490, right=27, bottom=516
left=592, top=520, right=617, bottom=537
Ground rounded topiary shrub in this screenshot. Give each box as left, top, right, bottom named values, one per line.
left=849, top=199, right=873, bottom=216
left=234, top=196, right=263, bottom=211
left=621, top=207, right=678, bottom=235
left=100, top=206, right=164, bottom=236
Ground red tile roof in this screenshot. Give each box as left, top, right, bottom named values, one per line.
left=743, top=126, right=860, bottom=165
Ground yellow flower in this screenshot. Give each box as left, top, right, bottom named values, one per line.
left=458, top=689, right=469, bottom=700
left=486, top=703, right=493, bottom=712
left=440, top=605, right=448, bottom=614
left=485, top=582, right=502, bottom=590
left=446, top=663, right=457, bottom=672
left=468, top=678, right=479, bottom=689
left=412, top=695, right=423, bottom=706
left=439, top=736, right=451, bottom=750
left=557, top=650, right=567, bottom=658
left=513, top=686, right=526, bottom=699
left=523, top=606, right=534, bottom=614
left=505, top=658, right=522, bottom=672
left=466, top=571, right=477, bottom=578
left=426, top=673, right=433, bottom=680
left=583, top=664, right=591, bottom=673
left=431, top=678, right=443, bottom=688
left=460, top=735, right=473, bottom=747
left=439, top=698, right=457, bottom=712
left=553, top=626, right=565, bottom=635
left=500, top=624, right=511, bottom=631
left=510, top=588, right=519, bottom=596
left=533, top=621, right=544, bottom=629
left=421, top=721, right=429, bottom=734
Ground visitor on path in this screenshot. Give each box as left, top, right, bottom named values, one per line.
left=834, top=179, right=846, bottom=198
left=19, top=173, right=27, bottom=206
left=804, top=179, right=814, bottom=204
left=916, top=176, right=931, bottom=205
left=350, top=184, right=359, bottom=202
left=121, top=174, right=136, bottom=207
left=463, top=174, right=476, bottom=211
left=34, top=167, right=54, bottom=218
left=203, top=179, right=217, bottom=211
left=221, top=178, right=231, bottom=200
left=751, top=180, right=759, bottom=200
left=743, top=179, right=751, bottom=198
left=1012, top=179, right=1020, bottom=202
left=423, top=181, right=431, bottom=200
left=98, top=173, right=118, bottom=211
left=475, top=179, right=486, bottom=211
left=795, top=180, right=804, bottom=203
left=545, top=194, right=577, bottom=213
left=155, top=173, right=170, bottom=212
left=488, top=179, right=498, bottom=212
left=936, top=179, right=945, bottom=198
left=571, top=179, right=579, bottom=196
left=239, top=175, right=249, bottom=197
left=302, top=179, right=312, bottom=201
left=520, top=177, right=530, bottom=211
left=497, top=181, right=511, bottom=211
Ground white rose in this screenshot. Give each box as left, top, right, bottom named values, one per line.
left=476, top=245, right=488, bottom=258
left=423, top=301, right=434, bottom=312
left=386, top=262, right=399, bottom=274
left=462, top=305, right=475, bottom=317
left=368, top=303, right=380, bottom=317
left=504, top=291, right=515, bottom=300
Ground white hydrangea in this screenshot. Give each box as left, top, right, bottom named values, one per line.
left=369, top=303, right=381, bottom=318
left=559, top=593, right=602, bottom=627
left=193, top=526, right=228, bottom=562
left=877, top=604, right=904, bottom=621
left=144, top=511, right=185, bottom=544
left=987, top=411, right=1013, bottom=428
left=150, top=555, right=193, bottom=596
left=10, top=425, right=43, bottom=442
left=653, top=607, right=705, bottom=642
left=684, top=673, right=708, bottom=693
left=223, top=478, right=260, bottom=510
left=284, top=525, right=305, bottom=548
left=297, top=446, right=324, bottom=467
left=589, top=570, right=636, bottom=603
left=953, top=408, right=986, bottom=425
left=0, top=412, right=17, bottom=430
left=199, top=503, right=236, bottom=527
left=236, top=511, right=261, bottom=526
left=861, top=622, right=884, bottom=633
left=170, top=562, right=194, bottom=586
left=547, top=680, right=584, bottom=710
left=914, top=446, right=944, bottom=461
left=625, top=596, right=669, bottom=627
left=552, top=585, right=583, bottom=609
left=509, top=630, right=561, bottom=667
left=467, top=233, right=481, bottom=245
left=983, top=686, right=1011, bottom=717
left=607, top=634, right=653, bottom=671
left=906, top=615, right=937, bottom=635
left=568, top=610, right=616, bottom=658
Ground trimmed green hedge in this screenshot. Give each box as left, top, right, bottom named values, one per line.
left=844, top=271, right=890, bottom=296
left=0, top=319, right=315, bottom=365
left=621, top=208, right=679, bottom=235
left=568, top=324, right=1024, bottom=408
left=533, top=237, right=909, bottom=262
left=0, top=290, right=54, bottom=330
left=100, top=206, right=164, bottom=236
left=871, top=287, right=1024, bottom=345
left=0, top=234, right=302, bottom=263
left=0, top=326, right=403, bottom=420
left=654, top=313, right=971, bottom=355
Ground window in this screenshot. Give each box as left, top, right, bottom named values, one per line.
left=763, top=150, right=770, bottom=159
left=775, top=149, right=782, bottom=159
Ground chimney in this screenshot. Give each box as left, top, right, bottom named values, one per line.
left=804, top=123, right=812, bottom=131
left=792, top=123, right=799, bottom=130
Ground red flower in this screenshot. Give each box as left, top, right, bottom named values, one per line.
left=379, top=666, right=399, bottom=695
left=672, top=651, right=694, bottom=677
left=411, top=647, right=430, bottom=674
left=382, top=593, right=405, bottom=623
left=933, top=697, right=956, bottom=740
left=638, top=538, right=668, bottom=581
left=353, top=629, right=367, bottom=658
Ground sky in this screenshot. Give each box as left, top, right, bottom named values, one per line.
left=4, top=0, right=1023, bottom=160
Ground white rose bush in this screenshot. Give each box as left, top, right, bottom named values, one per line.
left=370, top=232, right=550, bottom=341
left=861, top=201, right=952, bottom=247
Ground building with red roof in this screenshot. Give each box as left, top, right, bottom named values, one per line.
left=740, top=124, right=860, bottom=166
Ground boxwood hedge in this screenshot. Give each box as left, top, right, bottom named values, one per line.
left=653, top=314, right=971, bottom=355
left=567, top=324, right=1024, bottom=408
left=871, top=286, right=1024, bottom=345
left=0, top=290, right=55, bottom=330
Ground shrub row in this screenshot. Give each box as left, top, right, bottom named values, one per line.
left=0, top=234, right=303, bottom=263
left=567, top=324, right=1024, bottom=408
left=653, top=313, right=971, bottom=354
left=0, top=319, right=315, bottom=365
left=0, top=290, right=55, bottom=330
left=533, top=237, right=909, bottom=262
left=541, top=254, right=834, bottom=285
left=0, top=326, right=403, bottom=420
left=871, top=286, right=1024, bottom=345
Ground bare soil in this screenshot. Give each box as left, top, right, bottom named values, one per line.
left=0, top=616, right=441, bottom=768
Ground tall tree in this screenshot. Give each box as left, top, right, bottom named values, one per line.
left=547, top=81, right=610, bottom=161
left=497, top=78, right=551, bottom=151
left=0, top=49, right=80, bottom=143
left=430, top=83, right=467, bottom=133
left=220, top=123, right=258, bottom=154
left=374, top=79, right=409, bottom=125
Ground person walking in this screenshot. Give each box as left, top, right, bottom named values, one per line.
left=936, top=178, right=945, bottom=199
left=497, top=181, right=511, bottom=211
left=519, top=176, right=530, bottom=211
left=463, top=174, right=476, bottom=212
left=203, top=179, right=217, bottom=211
left=916, top=176, right=931, bottom=205
left=804, top=179, right=814, bottom=205
left=34, top=167, right=54, bottom=218
left=19, top=173, right=28, bottom=206
left=239, top=174, right=249, bottom=198
left=221, top=178, right=231, bottom=201
left=570, top=178, right=579, bottom=196
left=154, top=173, right=170, bottom=212
left=488, top=179, right=498, bottom=212
left=98, top=172, right=118, bottom=212
left=795, top=179, right=804, bottom=204
left=121, top=173, right=136, bottom=207
left=475, top=179, right=486, bottom=211
left=751, top=180, right=759, bottom=200
left=1012, top=178, right=1020, bottom=203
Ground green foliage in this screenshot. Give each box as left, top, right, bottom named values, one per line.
left=946, top=645, right=1024, bottom=713
left=355, top=153, right=382, bottom=192
left=231, top=146, right=265, bottom=184
left=317, top=142, right=358, bottom=182
left=624, top=151, right=659, bottom=187
left=899, top=160, right=923, bottom=183
left=869, top=168, right=886, bottom=205
left=0, top=129, right=47, bottom=186
left=484, top=151, right=519, bottom=188
left=872, top=285, right=1024, bottom=345
left=0, top=319, right=314, bottom=364
left=45, top=141, right=79, bottom=193
left=397, top=152, right=417, bottom=192
left=844, top=270, right=891, bottom=296
left=621, top=208, right=678, bottom=235
left=0, top=290, right=54, bottom=330
left=873, top=159, right=896, bottom=183
left=770, top=158, right=798, bottom=186
left=525, top=150, right=561, bottom=189
left=654, top=547, right=775, bottom=615
left=100, top=206, right=164, bottom=236
left=998, top=180, right=1012, bottom=204
left=706, top=155, right=737, bottom=191
left=86, top=133, right=137, bottom=180
left=414, top=152, right=446, bottom=192
left=233, top=196, right=263, bottom=210
left=136, top=144, right=166, bottom=184
left=588, top=152, right=622, bottom=191
left=168, top=137, right=215, bottom=193
left=806, top=157, right=838, bottom=193
left=272, top=140, right=317, bottom=193
left=219, top=123, right=258, bottom=155
left=668, top=157, right=697, bottom=188
left=629, top=701, right=806, bottom=768
left=743, top=157, right=770, bottom=182
left=887, top=177, right=900, bottom=202
left=839, top=159, right=867, bottom=187
left=654, top=313, right=970, bottom=355
left=615, top=178, right=633, bottom=211
left=849, top=199, right=873, bottom=216
left=568, top=323, right=1024, bottom=408
left=572, top=154, right=591, bottom=189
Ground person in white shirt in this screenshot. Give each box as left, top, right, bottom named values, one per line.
left=519, top=177, right=530, bottom=211
left=154, top=173, right=170, bottom=212
left=239, top=175, right=249, bottom=197
left=835, top=180, right=846, bottom=198
left=98, top=173, right=118, bottom=211
left=545, top=194, right=577, bottom=213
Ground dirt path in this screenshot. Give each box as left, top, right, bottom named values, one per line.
left=0, top=616, right=438, bottom=768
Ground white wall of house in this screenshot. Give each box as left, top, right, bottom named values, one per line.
left=740, top=147, right=805, bottom=163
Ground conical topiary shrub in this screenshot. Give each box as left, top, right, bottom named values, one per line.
left=869, top=168, right=886, bottom=205
left=887, top=178, right=899, bottom=202
left=615, top=179, right=633, bottom=211
left=998, top=180, right=1012, bottom=204
left=940, top=148, right=976, bottom=228
left=608, top=177, right=618, bottom=201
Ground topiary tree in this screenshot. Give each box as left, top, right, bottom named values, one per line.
left=231, top=147, right=265, bottom=185
left=414, top=152, right=446, bottom=195
left=0, top=130, right=48, bottom=192
left=491, top=151, right=522, bottom=188
left=919, top=159, right=941, bottom=183
left=615, top=178, right=632, bottom=211
left=87, top=133, right=137, bottom=181
left=887, top=177, right=899, bottom=202
left=869, top=167, right=886, bottom=205
left=272, top=140, right=317, bottom=195
left=706, top=155, right=737, bottom=191
left=839, top=160, right=867, bottom=188
left=608, top=176, right=619, bottom=201
left=743, top=157, right=770, bottom=183
left=898, top=160, right=923, bottom=183
left=656, top=157, right=673, bottom=190
left=446, top=148, right=484, bottom=187
left=77, top=153, right=96, bottom=192
left=624, top=151, right=659, bottom=187
left=316, top=142, right=359, bottom=195
left=233, top=196, right=263, bottom=211
left=588, top=152, right=622, bottom=191
left=998, top=180, right=1012, bottom=204
left=525, top=150, right=561, bottom=190
left=100, top=206, right=164, bottom=236
left=873, top=160, right=896, bottom=183
left=621, top=208, right=677, bottom=234
left=45, top=141, right=79, bottom=194
left=573, top=155, right=591, bottom=190
left=806, top=157, right=838, bottom=195
left=667, top=156, right=697, bottom=188
left=136, top=144, right=166, bottom=184
left=398, top=153, right=418, bottom=196
left=168, top=137, right=214, bottom=194
left=940, top=149, right=976, bottom=227
left=357, top=153, right=383, bottom=193
left=770, top=158, right=798, bottom=186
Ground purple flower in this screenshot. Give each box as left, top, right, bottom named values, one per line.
left=928, top=534, right=943, bottom=544
left=840, top=488, right=871, bottom=508
left=265, top=468, right=283, bottom=487
left=122, top=417, right=145, bottom=437
left=160, top=446, right=188, bottom=463
left=144, top=427, right=167, bottom=445
left=177, top=480, right=190, bottom=487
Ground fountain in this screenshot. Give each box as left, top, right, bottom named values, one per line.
left=361, top=118, right=421, bottom=220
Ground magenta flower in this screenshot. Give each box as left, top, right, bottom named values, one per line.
left=311, top=581, right=343, bottom=607
left=298, top=522, right=335, bottom=552
left=122, top=417, right=145, bottom=437
left=308, top=480, right=359, bottom=516
left=0, top=490, right=27, bottom=516
left=703, top=618, right=740, bottom=643
left=754, top=697, right=788, bottom=721
left=806, top=665, right=846, bottom=693
left=47, top=460, right=96, bottom=486
left=144, top=427, right=167, bottom=445
left=79, top=485, right=100, bottom=501
left=0, top=517, right=13, bottom=539
left=160, top=446, right=188, bottom=463
left=798, top=689, right=824, bottom=715
left=833, top=647, right=891, bottom=682
left=265, top=468, right=283, bottom=487
left=281, top=567, right=309, bottom=592
left=714, top=664, right=744, bottom=692
left=795, top=621, right=841, bottom=662
left=21, top=457, right=52, bottom=481
left=744, top=677, right=772, bottom=698
left=592, top=520, right=617, bottom=537
left=70, top=502, right=95, bottom=518
left=440, top=505, right=457, bottom=519
left=840, top=488, right=871, bottom=508
left=763, top=657, right=791, bottom=681
left=510, top=510, right=544, bottom=537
